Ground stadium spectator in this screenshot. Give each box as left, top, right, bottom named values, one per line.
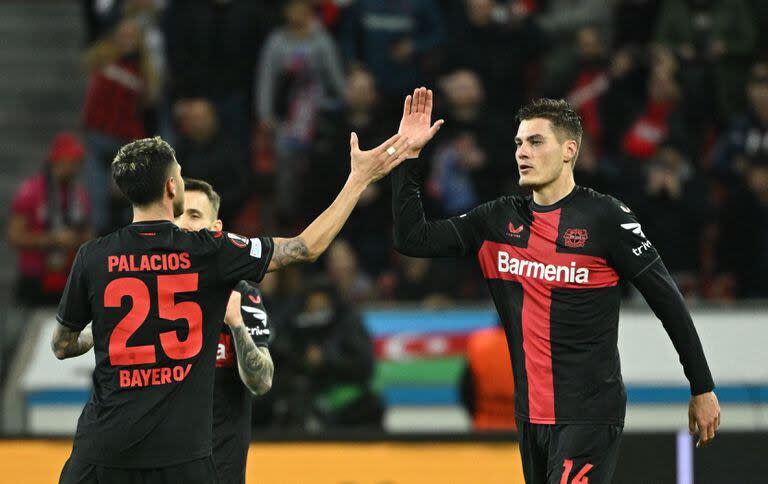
left=384, top=254, right=459, bottom=308
left=256, top=0, right=346, bottom=222
left=653, top=0, right=756, bottom=116
left=173, top=98, right=250, bottom=226
left=460, top=322, right=516, bottom=431
left=340, top=0, right=444, bottom=102
left=443, top=0, right=543, bottom=116
left=612, top=0, right=661, bottom=50
left=714, top=154, right=768, bottom=298
left=271, top=280, right=383, bottom=429
left=82, top=16, right=159, bottom=234
left=713, top=62, right=768, bottom=179
left=621, top=65, right=686, bottom=161
left=164, top=0, right=272, bottom=152
left=8, top=133, right=92, bottom=306
left=630, top=146, right=710, bottom=295
left=325, top=239, right=375, bottom=304
left=426, top=70, right=513, bottom=217
left=310, top=69, right=393, bottom=274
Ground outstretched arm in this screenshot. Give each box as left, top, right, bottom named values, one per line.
left=52, top=323, right=93, bottom=360
left=392, top=87, right=468, bottom=257
left=268, top=133, right=411, bottom=271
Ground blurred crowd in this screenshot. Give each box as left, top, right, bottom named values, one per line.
left=9, top=0, right=768, bottom=314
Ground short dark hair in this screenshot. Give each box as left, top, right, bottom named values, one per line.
left=516, top=98, right=583, bottom=148
left=183, top=178, right=221, bottom=219
left=112, top=136, right=177, bottom=206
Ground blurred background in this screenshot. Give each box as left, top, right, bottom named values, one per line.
left=0, top=0, right=767, bottom=482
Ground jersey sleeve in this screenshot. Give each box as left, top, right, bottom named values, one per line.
left=56, top=245, right=92, bottom=331
left=446, top=199, right=500, bottom=254
left=234, top=281, right=270, bottom=347
left=602, top=198, right=661, bottom=279
left=215, top=232, right=274, bottom=284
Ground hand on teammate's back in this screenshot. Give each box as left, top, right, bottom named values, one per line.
left=224, top=291, right=244, bottom=329
left=689, top=391, right=721, bottom=448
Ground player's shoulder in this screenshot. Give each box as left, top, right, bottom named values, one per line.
left=575, top=186, right=635, bottom=220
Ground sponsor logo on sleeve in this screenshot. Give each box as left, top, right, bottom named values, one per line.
left=227, top=232, right=249, bottom=248
left=249, top=238, right=262, bottom=258
left=620, top=222, right=646, bottom=238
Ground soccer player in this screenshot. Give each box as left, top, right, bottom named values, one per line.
left=52, top=132, right=411, bottom=483
left=391, top=88, right=720, bottom=483
left=175, top=178, right=272, bottom=484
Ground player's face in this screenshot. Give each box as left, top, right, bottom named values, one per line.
left=170, top=161, right=185, bottom=218
left=175, top=190, right=220, bottom=232
left=515, top=118, right=572, bottom=189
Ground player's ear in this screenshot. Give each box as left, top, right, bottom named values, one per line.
left=166, top=176, right=176, bottom=199
left=212, top=219, right=222, bottom=231
left=564, top=139, right=578, bottom=164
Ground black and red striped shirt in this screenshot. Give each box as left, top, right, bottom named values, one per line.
left=392, top=162, right=714, bottom=425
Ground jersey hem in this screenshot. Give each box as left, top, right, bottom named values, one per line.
left=72, top=447, right=213, bottom=469
left=515, top=413, right=625, bottom=426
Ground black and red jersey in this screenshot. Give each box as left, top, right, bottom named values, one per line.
left=212, top=281, right=268, bottom=484
left=56, top=221, right=273, bottom=467
left=392, top=162, right=714, bottom=426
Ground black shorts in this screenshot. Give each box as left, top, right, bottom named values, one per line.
left=517, top=421, right=623, bottom=484
left=59, top=455, right=218, bottom=484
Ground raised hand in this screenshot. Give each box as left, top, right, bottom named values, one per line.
left=349, top=132, right=412, bottom=185
left=398, top=86, right=445, bottom=159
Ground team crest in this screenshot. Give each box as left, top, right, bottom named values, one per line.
left=226, top=232, right=249, bottom=248
left=563, top=228, right=588, bottom=248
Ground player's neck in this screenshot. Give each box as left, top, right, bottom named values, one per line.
left=132, top=203, right=174, bottom=224
left=532, top=174, right=576, bottom=207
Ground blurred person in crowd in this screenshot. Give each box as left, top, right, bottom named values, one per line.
left=257, top=0, right=346, bottom=222
left=654, top=0, right=756, bottom=116
left=715, top=154, right=768, bottom=298
left=571, top=135, right=620, bottom=196
left=340, top=0, right=443, bottom=104
left=175, top=178, right=273, bottom=484
left=612, top=0, right=661, bottom=50
left=325, top=239, right=375, bottom=304
left=393, top=90, right=718, bottom=482
left=621, top=65, right=687, bottom=161
left=713, top=62, right=768, bottom=179
left=311, top=69, right=393, bottom=275
left=631, top=146, right=710, bottom=296
left=383, top=254, right=458, bottom=308
left=443, top=0, right=543, bottom=116
left=544, top=25, right=613, bottom=153
left=271, top=280, right=383, bottom=429
left=427, top=70, right=513, bottom=217
left=536, top=0, right=611, bottom=78
left=8, top=133, right=93, bottom=306
left=174, top=99, right=250, bottom=226
left=164, top=0, right=272, bottom=152
left=460, top=321, right=516, bottom=431
left=83, top=16, right=159, bottom=234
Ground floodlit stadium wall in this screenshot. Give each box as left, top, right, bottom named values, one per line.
left=4, top=306, right=768, bottom=435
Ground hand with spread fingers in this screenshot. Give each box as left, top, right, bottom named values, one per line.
left=349, top=132, right=412, bottom=185
left=689, top=391, right=721, bottom=448
left=398, top=86, right=445, bottom=159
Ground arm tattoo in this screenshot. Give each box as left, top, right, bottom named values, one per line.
left=271, top=237, right=310, bottom=269
left=52, top=323, right=94, bottom=360
left=230, top=324, right=274, bottom=395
